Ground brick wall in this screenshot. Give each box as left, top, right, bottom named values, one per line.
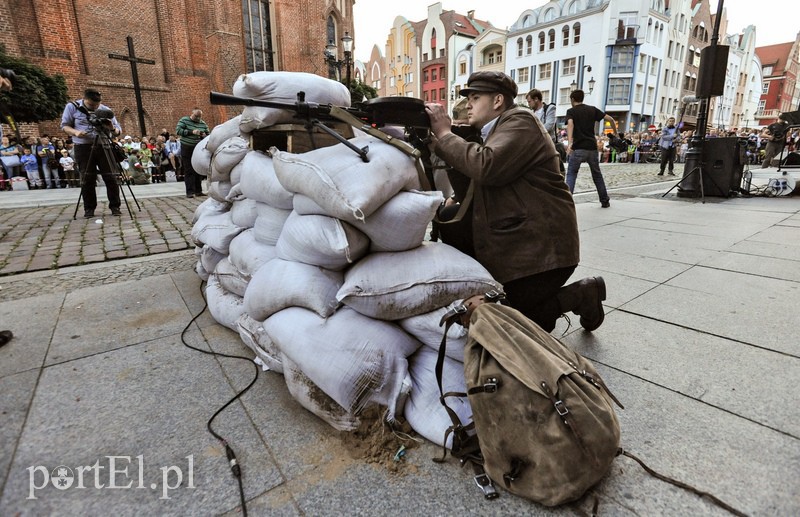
left=1, top=0, right=354, bottom=139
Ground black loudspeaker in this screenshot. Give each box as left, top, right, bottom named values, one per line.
left=782, top=152, right=800, bottom=166
left=695, top=45, right=729, bottom=98
left=701, top=137, right=744, bottom=196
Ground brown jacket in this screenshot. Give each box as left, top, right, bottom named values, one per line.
left=434, top=107, right=579, bottom=283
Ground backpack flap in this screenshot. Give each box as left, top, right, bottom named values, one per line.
left=464, top=303, right=621, bottom=506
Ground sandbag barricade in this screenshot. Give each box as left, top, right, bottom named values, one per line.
left=191, top=72, right=507, bottom=454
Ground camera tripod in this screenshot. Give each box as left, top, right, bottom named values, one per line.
left=72, top=132, right=140, bottom=220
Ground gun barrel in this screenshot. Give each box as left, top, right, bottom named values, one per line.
left=209, top=92, right=293, bottom=110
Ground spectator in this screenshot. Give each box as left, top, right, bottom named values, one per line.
left=165, top=134, right=181, bottom=178
left=20, top=147, right=40, bottom=188
left=176, top=108, right=209, bottom=198
left=565, top=89, right=617, bottom=207
left=657, top=117, right=679, bottom=175
left=59, top=149, right=77, bottom=188
left=0, top=135, right=21, bottom=190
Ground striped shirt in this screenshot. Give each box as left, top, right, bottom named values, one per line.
left=175, top=116, right=209, bottom=148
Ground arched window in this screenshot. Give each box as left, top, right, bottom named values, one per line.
left=526, top=35, right=533, bottom=55
left=573, top=23, right=581, bottom=44
left=539, top=32, right=545, bottom=52
left=431, top=28, right=437, bottom=49
left=523, top=15, right=531, bottom=27
left=544, top=8, right=555, bottom=22
left=548, top=29, right=555, bottom=50
left=568, top=1, right=579, bottom=15
left=326, top=15, right=336, bottom=46
left=562, top=25, right=570, bottom=46
left=517, top=37, right=524, bottom=57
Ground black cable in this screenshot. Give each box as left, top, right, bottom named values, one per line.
left=180, top=279, right=257, bottom=517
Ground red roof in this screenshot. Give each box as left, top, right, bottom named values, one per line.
left=755, top=42, right=795, bottom=76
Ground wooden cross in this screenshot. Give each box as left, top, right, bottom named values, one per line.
left=108, top=36, right=156, bottom=136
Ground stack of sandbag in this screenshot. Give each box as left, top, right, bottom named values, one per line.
left=191, top=71, right=503, bottom=445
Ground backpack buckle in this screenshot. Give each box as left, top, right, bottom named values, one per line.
left=483, top=289, right=505, bottom=303
left=439, top=304, right=468, bottom=327
left=474, top=473, right=499, bottom=499
left=483, top=377, right=499, bottom=393
left=554, top=399, right=569, bottom=417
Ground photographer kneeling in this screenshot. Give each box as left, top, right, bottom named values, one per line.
left=61, top=88, right=122, bottom=218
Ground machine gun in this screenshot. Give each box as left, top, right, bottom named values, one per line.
left=210, top=91, right=430, bottom=163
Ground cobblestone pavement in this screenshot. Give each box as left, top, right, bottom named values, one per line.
left=0, top=195, right=203, bottom=277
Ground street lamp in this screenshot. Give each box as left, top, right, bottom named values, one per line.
left=570, top=80, right=577, bottom=92
left=587, top=76, right=596, bottom=94
left=324, top=31, right=353, bottom=86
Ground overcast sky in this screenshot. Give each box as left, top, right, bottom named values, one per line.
left=353, top=0, right=798, bottom=62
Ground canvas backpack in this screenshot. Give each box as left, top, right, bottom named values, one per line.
left=436, top=292, right=623, bottom=506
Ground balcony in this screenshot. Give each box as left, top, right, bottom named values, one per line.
left=616, top=22, right=639, bottom=43
left=755, top=109, right=780, bottom=119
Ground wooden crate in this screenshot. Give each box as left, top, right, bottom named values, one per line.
left=250, top=122, right=354, bottom=154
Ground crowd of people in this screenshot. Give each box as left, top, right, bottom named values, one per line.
left=0, top=129, right=186, bottom=191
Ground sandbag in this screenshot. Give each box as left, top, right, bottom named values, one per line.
left=205, top=275, right=246, bottom=331
left=191, top=211, right=244, bottom=254
left=236, top=314, right=283, bottom=373
left=192, top=197, right=230, bottom=224
left=338, top=241, right=503, bottom=320
left=200, top=244, right=226, bottom=275
left=214, top=257, right=250, bottom=298
left=211, top=136, right=249, bottom=182
left=399, top=300, right=469, bottom=363
left=404, top=346, right=471, bottom=449
left=244, top=258, right=342, bottom=321
left=226, top=182, right=245, bottom=202
left=208, top=181, right=233, bottom=204
left=253, top=205, right=292, bottom=246
left=228, top=229, right=277, bottom=276
left=234, top=71, right=351, bottom=131
left=229, top=161, right=244, bottom=186
left=272, top=135, right=421, bottom=222
left=195, top=260, right=210, bottom=282
left=230, top=198, right=258, bottom=228
left=263, top=306, right=420, bottom=420
left=206, top=115, right=243, bottom=153
left=281, top=353, right=360, bottom=432
left=275, top=212, right=369, bottom=271
left=238, top=150, right=294, bottom=208
left=190, top=135, right=213, bottom=177
left=293, top=189, right=443, bottom=252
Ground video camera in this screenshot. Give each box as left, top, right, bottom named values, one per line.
left=88, top=107, right=116, bottom=134
left=607, top=133, right=628, bottom=153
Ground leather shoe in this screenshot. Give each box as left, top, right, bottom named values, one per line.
left=186, top=194, right=195, bottom=198
left=195, top=192, right=207, bottom=197
left=0, top=330, right=13, bottom=348
left=557, top=277, right=607, bottom=332
left=111, top=208, right=122, bottom=216
left=84, top=210, right=95, bottom=219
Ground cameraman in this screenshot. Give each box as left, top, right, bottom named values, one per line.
left=61, top=88, right=122, bottom=218
left=761, top=114, right=789, bottom=169
left=175, top=108, right=209, bottom=198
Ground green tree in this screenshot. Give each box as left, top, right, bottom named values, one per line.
left=347, top=80, right=378, bottom=105
left=0, top=45, right=69, bottom=137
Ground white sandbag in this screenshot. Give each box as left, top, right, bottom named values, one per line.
left=253, top=205, right=292, bottom=246
left=236, top=314, right=283, bottom=373
left=244, top=258, right=342, bottom=321
left=191, top=211, right=244, bottom=254
left=276, top=212, right=369, bottom=271
left=205, top=275, right=246, bottom=331
left=230, top=198, right=258, bottom=228
left=404, top=346, right=471, bottom=449
left=211, top=136, right=249, bottom=182
left=226, top=182, right=246, bottom=202
left=195, top=260, right=210, bottom=282
left=399, top=300, right=469, bottom=363
left=271, top=136, right=421, bottom=222
left=229, top=161, right=244, bottom=186
left=190, top=135, right=213, bottom=177
left=228, top=229, right=277, bottom=276
left=208, top=181, right=233, bottom=203
left=238, top=150, right=294, bottom=208
left=338, top=241, right=502, bottom=320
left=214, top=257, right=250, bottom=298
left=200, top=244, right=226, bottom=275
left=206, top=115, right=243, bottom=153
left=281, top=353, right=360, bottom=432
left=192, top=197, right=230, bottom=224
left=234, top=71, right=351, bottom=131
left=263, top=306, right=420, bottom=420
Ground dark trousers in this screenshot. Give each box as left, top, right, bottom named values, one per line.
left=659, top=146, right=675, bottom=173
left=74, top=142, right=120, bottom=212
left=503, top=266, right=576, bottom=332
left=181, top=144, right=203, bottom=195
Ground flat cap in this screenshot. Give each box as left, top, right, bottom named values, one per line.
left=84, top=88, right=102, bottom=101
left=460, top=71, right=517, bottom=100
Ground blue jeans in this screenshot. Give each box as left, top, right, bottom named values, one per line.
left=566, top=148, right=609, bottom=204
